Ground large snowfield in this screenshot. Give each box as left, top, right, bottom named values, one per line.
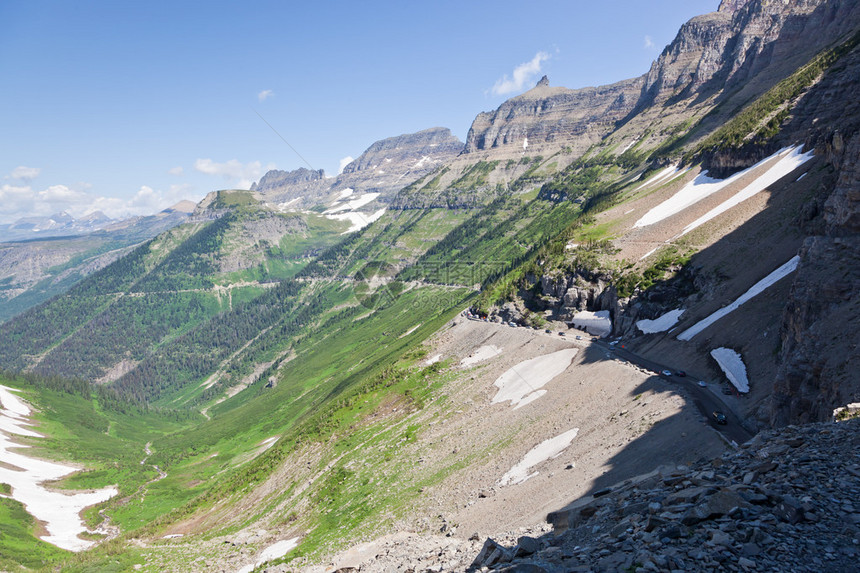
left=499, top=428, right=580, bottom=486
left=678, top=146, right=814, bottom=237
left=710, top=348, right=750, bottom=393
left=0, top=385, right=118, bottom=551
left=491, top=349, right=578, bottom=409
left=677, top=256, right=800, bottom=341
left=634, top=146, right=811, bottom=229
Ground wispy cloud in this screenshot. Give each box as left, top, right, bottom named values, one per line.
left=644, top=35, right=655, bottom=49
left=491, top=51, right=550, bottom=96
left=257, top=89, right=274, bottom=102
left=6, top=166, right=41, bottom=181
left=168, top=166, right=184, bottom=176
left=194, top=158, right=274, bottom=189
left=338, top=156, right=354, bottom=175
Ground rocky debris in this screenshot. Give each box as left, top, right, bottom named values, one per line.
left=471, top=419, right=860, bottom=573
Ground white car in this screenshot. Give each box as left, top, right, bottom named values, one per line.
left=697, top=380, right=707, bottom=388
left=661, top=370, right=672, bottom=377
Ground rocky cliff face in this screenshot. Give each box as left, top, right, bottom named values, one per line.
left=464, top=76, right=642, bottom=156
left=639, top=0, right=860, bottom=110
left=340, top=127, right=462, bottom=175
left=771, top=132, right=860, bottom=425
left=252, top=128, right=463, bottom=210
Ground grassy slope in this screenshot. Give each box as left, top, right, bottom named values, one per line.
left=0, top=373, right=189, bottom=571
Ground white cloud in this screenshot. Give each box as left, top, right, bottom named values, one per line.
left=338, top=156, right=354, bottom=175
left=644, top=35, right=655, bottom=49
left=194, top=158, right=274, bottom=189
left=258, top=89, right=274, bottom=102
left=0, top=180, right=202, bottom=225
left=7, top=166, right=41, bottom=181
left=491, top=51, right=550, bottom=96
left=168, top=166, right=184, bottom=176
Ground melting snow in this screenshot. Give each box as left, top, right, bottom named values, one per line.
left=523, top=137, right=529, bottom=150
left=710, top=348, right=749, bottom=393
left=678, top=146, right=814, bottom=237
left=425, top=354, right=442, bottom=366
left=638, top=247, right=658, bottom=261
left=337, top=188, right=354, bottom=199
left=570, top=310, right=612, bottom=337
left=634, top=146, right=809, bottom=228
left=618, top=138, right=638, bottom=154
left=499, top=428, right=580, bottom=485
left=637, top=309, right=684, bottom=334
left=0, top=385, right=118, bottom=551
left=633, top=164, right=685, bottom=191
left=491, top=349, right=578, bottom=409
left=677, top=256, right=800, bottom=341
left=461, top=345, right=502, bottom=366
left=326, top=208, right=387, bottom=234
left=236, top=537, right=301, bottom=573
left=325, top=192, right=380, bottom=213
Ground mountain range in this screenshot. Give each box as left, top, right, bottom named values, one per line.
left=0, top=0, right=858, bottom=570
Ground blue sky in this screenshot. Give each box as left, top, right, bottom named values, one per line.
left=0, top=0, right=718, bottom=223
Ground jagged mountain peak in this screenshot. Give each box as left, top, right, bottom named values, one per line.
left=718, top=0, right=752, bottom=13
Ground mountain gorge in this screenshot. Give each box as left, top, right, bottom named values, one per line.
left=1, top=1, right=859, bottom=571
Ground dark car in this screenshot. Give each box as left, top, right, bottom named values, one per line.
left=712, top=411, right=728, bottom=425
left=722, top=387, right=734, bottom=395
left=675, top=370, right=687, bottom=377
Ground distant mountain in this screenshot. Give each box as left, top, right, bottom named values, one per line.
left=250, top=127, right=464, bottom=211
left=0, top=202, right=197, bottom=322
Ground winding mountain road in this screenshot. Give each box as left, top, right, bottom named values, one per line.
left=592, top=340, right=755, bottom=445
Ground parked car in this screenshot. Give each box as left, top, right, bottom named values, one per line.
left=661, top=369, right=672, bottom=377
left=722, top=387, right=734, bottom=395
left=712, top=411, right=728, bottom=425
left=545, top=329, right=552, bottom=334
left=676, top=370, right=687, bottom=377
left=559, top=332, right=566, bottom=337
left=575, top=335, right=583, bottom=340
left=697, top=380, right=707, bottom=388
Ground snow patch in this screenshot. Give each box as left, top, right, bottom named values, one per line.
left=710, top=348, right=749, bottom=393
left=325, top=192, right=380, bottom=213
left=400, top=324, right=420, bottom=338
left=499, top=428, right=580, bottom=485
left=491, top=349, right=578, bottom=409
left=635, top=147, right=808, bottom=228
left=326, top=208, right=386, bottom=234
left=337, top=188, right=354, bottom=200
left=236, top=537, right=301, bottom=573
left=425, top=354, right=442, bottom=366
left=677, top=256, right=800, bottom=341
left=678, top=146, right=814, bottom=237
left=461, top=345, right=502, bottom=366
left=633, top=165, right=684, bottom=191
left=618, top=138, right=638, bottom=155
left=637, top=309, right=684, bottom=334
left=0, top=385, right=118, bottom=551
left=638, top=247, right=658, bottom=261
left=570, top=310, right=612, bottom=337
